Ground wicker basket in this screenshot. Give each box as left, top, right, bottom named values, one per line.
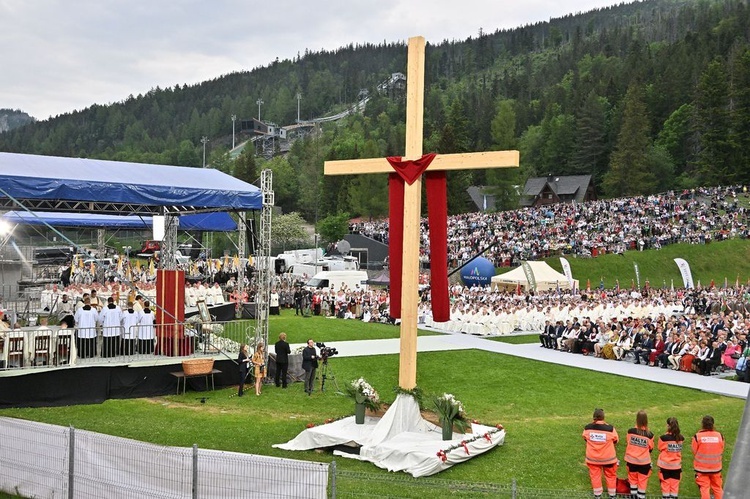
left=182, top=358, right=214, bottom=376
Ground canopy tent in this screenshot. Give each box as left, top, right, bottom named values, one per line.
left=0, top=152, right=262, bottom=215
left=1, top=211, right=238, bottom=232
left=367, top=270, right=390, bottom=286
left=491, top=261, right=578, bottom=292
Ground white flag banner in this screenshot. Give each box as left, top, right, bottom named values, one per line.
left=522, top=261, right=537, bottom=292
left=559, top=257, right=574, bottom=288
left=674, top=258, right=695, bottom=289
left=634, top=262, right=641, bottom=289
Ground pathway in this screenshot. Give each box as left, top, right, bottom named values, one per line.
left=291, top=330, right=750, bottom=399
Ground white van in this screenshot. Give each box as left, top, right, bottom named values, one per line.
left=306, top=271, right=369, bottom=292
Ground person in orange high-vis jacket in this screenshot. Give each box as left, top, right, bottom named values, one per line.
left=624, top=410, right=654, bottom=499
left=583, top=408, right=619, bottom=499
left=692, top=415, right=724, bottom=499
left=657, top=417, right=684, bottom=499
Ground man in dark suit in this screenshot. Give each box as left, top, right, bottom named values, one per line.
left=301, top=339, right=318, bottom=395
left=634, top=332, right=654, bottom=364
left=701, top=340, right=723, bottom=376
left=553, top=320, right=566, bottom=350
left=540, top=320, right=555, bottom=348
left=274, top=332, right=291, bottom=388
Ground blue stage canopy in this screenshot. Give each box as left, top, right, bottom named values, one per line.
left=1, top=211, right=238, bottom=232
left=0, top=152, right=262, bottom=215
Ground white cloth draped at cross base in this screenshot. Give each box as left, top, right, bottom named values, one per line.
left=274, top=394, right=505, bottom=477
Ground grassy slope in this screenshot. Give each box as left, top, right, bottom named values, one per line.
left=497, top=238, right=750, bottom=289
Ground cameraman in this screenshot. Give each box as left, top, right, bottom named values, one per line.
left=302, top=339, right=318, bottom=395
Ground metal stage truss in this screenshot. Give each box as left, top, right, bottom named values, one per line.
left=254, top=169, right=273, bottom=355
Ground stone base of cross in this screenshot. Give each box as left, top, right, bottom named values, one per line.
left=325, top=36, right=519, bottom=389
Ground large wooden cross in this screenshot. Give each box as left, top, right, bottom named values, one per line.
left=325, top=36, right=519, bottom=389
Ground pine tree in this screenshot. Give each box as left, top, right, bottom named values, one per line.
left=487, top=99, right=521, bottom=211
left=570, top=90, right=609, bottom=184
left=693, top=58, right=733, bottom=184
left=233, top=146, right=257, bottom=185
left=729, top=47, right=750, bottom=183
left=602, top=83, right=656, bottom=197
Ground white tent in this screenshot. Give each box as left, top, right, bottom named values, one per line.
left=491, top=261, right=578, bottom=292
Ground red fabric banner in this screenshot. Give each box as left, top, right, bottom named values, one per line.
left=386, top=153, right=437, bottom=185
left=388, top=174, right=405, bottom=319
left=385, top=153, right=450, bottom=322
left=426, top=171, right=450, bottom=322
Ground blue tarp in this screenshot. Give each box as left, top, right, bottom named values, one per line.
left=1, top=211, right=238, bottom=231
left=0, top=152, right=262, bottom=214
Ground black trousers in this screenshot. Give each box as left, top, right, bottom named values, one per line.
left=76, top=337, right=97, bottom=358
left=304, top=367, right=316, bottom=393
left=275, top=361, right=289, bottom=387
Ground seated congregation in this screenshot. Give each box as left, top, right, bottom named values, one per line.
left=540, top=314, right=749, bottom=378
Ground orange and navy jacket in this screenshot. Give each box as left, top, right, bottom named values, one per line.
left=657, top=434, right=683, bottom=470
left=692, top=430, right=724, bottom=473
left=624, top=427, right=654, bottom=466
left=583, top=421, right=619, bottom=465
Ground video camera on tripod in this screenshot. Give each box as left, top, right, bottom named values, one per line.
left=316, top=342, right=338, bottom=364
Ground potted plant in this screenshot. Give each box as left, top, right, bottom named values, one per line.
left=433, top=393, right=468, bottom=440
left=345, top=378, right=381, bottom=424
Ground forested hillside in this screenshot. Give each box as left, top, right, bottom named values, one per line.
left=1, top=0, right=749, bottom=220
left=0, top=109, right=34, bottom=133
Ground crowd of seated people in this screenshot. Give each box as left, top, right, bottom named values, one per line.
left=539, top=305, right=749, bottom=379
left=350, top=185, right=750, bottom=269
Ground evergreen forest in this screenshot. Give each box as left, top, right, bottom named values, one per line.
left=2, top=0, right=750, bottom=220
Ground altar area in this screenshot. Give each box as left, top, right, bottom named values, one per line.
left=275, top=394, right=505, bottom=477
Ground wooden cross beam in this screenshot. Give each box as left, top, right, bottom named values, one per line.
left=324, top=36, right=519, bottom=389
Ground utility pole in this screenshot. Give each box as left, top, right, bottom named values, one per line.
left=231, top=114, right=236, bottom=150
left=296, top=92, right=302, bottom=122
left=201, top=136, right=209, bottom=168
left=256, top=98, right=264, bottom=122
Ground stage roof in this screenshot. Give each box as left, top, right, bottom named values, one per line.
left=0, top=152, right=262, bottom=215
left=1, top=211, right=238, bottom=232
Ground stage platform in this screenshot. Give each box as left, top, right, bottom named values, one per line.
left=0, top=355, right=239, bottom=408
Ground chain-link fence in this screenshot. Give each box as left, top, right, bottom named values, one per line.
left=0, top=417, right=329, bottom=499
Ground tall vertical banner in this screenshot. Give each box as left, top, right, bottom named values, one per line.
left=559, top=257, right=574, bottom=288
left=633, top=262, right=641, bottom=289
left=522, top=261, right=537, bottom=292
left=674, top=258, right=694, bottom=289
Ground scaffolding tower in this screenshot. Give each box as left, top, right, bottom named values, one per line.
left=254, top=169, right=273, bottom=352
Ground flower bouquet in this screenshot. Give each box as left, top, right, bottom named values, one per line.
left=345, top=377, right=381, bottom=424
left=433, top=393, right=469, bottom=440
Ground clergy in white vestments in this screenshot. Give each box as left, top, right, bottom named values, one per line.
left=98, top=297, right=122, bottom=357
left=74, top=297, right=99, bottom=358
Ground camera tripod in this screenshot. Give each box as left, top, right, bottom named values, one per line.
left=319, top=359, right=340, bottom=392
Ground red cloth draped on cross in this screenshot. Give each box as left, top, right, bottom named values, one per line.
left=386, top=153, right=450, bottom=323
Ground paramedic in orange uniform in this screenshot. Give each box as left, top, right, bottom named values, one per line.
left=657, top=417, right=684, bottom=499
left=692, top=415, right=724, bottom=499
left=624, top=410, right=654, bottom=499
left=583, top=408, right=619, bottom=499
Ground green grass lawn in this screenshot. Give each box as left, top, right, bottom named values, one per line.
left=0, top=348, right=743, bottom=497
left=266, top=313, right=439, bottom=344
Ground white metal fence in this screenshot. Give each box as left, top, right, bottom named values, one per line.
left=0, top=417, right=330, bottom=498
left=0, top=320, right=252, bottom=370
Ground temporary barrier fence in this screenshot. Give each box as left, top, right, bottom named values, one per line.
left=0, top=417, right=329, bottom=499
left=0, top=417, right=705, bottom=499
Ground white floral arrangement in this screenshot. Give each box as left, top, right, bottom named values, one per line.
left=345, top=377, right=382, bottom=411
left=433, top=393, right=468, bottom=431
